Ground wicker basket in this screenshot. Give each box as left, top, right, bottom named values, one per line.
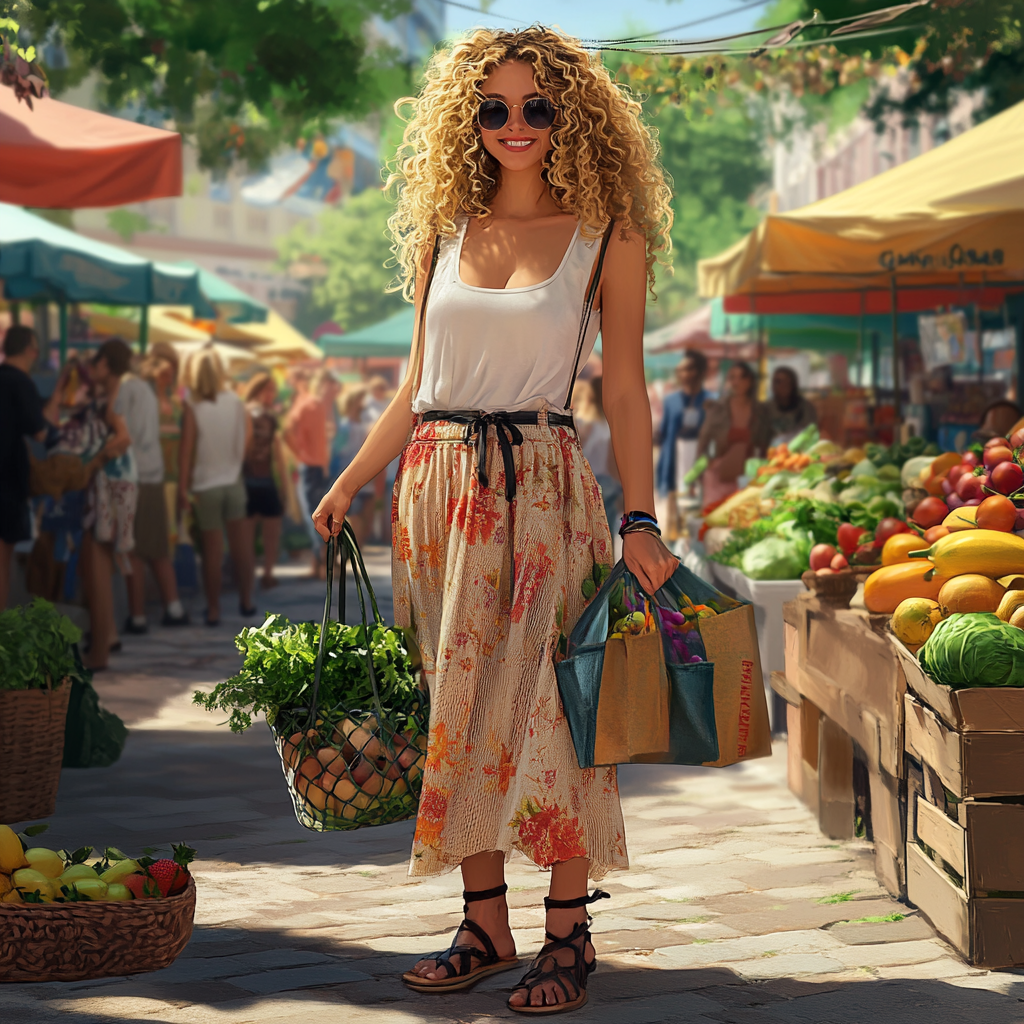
left=0, top=877, right=196, bottom=982
left=0, top=682, right=70, bottom=823
left=801, top=569, right=861, bottom=603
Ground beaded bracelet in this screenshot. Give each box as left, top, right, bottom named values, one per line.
left=619, top=510, right=658, bottom=536
left=620, top=521, right=662, bottom=539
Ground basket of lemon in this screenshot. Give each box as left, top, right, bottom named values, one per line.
left=0, top=824, right=196, bottom=982
left=195, top=521, right=428, bottom=831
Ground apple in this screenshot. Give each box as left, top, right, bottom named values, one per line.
left=956, top=474, right=985, bottom=502
left=991, top=460, right=1024, bottom=496
left=830, top=553, right=849, bottom=571
left=809, top=543, right=838, bottom=571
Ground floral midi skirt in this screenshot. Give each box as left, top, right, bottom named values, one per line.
left=392, top=416, right=628, bottom=879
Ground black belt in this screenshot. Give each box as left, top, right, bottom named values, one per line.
left=420, top=410, right=576, bottom=605
left=421, top=410, right=575, bottom=503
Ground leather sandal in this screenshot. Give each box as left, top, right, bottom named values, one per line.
left=402, top=882, right=519, bottom=992
left=508, top=889, right=610, bottom=1015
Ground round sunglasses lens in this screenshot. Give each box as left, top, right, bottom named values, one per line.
left=478, top=100, right=509, bottom=131
left=523, top=98, right=556, bottom=130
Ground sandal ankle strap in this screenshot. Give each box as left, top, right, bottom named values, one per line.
left=463, top=882, right=509, bottom=904
left=544, top=888, right=610, bottom=912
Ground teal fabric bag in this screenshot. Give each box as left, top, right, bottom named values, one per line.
left=555, top=560, right=738, bottom=769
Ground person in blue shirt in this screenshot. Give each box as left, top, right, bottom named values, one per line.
left=656, top=350, right=710, bottom=503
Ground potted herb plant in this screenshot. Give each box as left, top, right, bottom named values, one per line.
left=0, top=599, right=83, bottom=821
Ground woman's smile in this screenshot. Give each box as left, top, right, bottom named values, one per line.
left=499, top=138, right=536, bottom=150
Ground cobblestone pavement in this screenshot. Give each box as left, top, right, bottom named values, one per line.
left=4, top=548, right=1024, bottom=1023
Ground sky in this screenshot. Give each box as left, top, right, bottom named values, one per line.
left=440, top=0, right=774, bottom=47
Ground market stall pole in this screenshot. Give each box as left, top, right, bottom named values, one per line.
left=776, top=591, right=907, bottom=898
left=893, top=638, right=1024, bottom=968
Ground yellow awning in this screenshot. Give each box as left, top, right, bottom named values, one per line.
left=698, top=99, right=1024, bottom=300
left=86, top=305, right=212, bottom=344
left=215, top=309, right=323, bottom=365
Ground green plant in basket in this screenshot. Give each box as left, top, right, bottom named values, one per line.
left=0, top=599, right=82, bottom=690
left=194, top=523, right=429, bottom=832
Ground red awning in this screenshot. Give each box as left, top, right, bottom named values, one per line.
left=723, top=282, right=1024, bottom=316
left=0, top=87, right=181, bottom=208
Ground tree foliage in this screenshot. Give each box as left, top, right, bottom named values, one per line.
left=3, top=0, right=415, bottom=171
left=278, top=188, right=404, bottom=336
left=616, top=0, right=1024, bottom=128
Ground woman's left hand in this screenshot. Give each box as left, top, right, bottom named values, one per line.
left=622, top=531, right=679, bottom=595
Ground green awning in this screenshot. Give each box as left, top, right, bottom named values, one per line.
left=0, top=202, right=205, bottom=309
left=174, top=260, right=268, bottom=323
left=317, top=307, right=414, bottom=358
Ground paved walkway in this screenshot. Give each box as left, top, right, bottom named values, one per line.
left=4, top=548, right=1024, bottom=1022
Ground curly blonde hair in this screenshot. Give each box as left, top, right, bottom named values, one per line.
left=386, top=26, right=673, bottom=298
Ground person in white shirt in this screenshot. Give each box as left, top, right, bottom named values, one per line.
left=119, top=361, right=188, bottom=632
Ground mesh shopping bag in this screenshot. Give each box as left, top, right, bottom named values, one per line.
left=271, top=521, right=429, bottom=831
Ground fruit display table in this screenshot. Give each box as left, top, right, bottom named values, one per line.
left=892, top=637, right=1024, bottom=969
left=774, top=591, right=907, bottom=898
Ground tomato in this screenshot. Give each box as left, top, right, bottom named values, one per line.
left=836, top=523, right=867, bottom=555
left=924, top=525, right=949, bottom=544
left=1010, top=428, right=1024, bottom=449
left=809, top=543, right=838, bottom=571
left=830, top=552, right=849, bottom=571
left=962, top=451, right=980, bottom=468
left=976, top=494, right=1017, bottom=532
left=984, top=446, right=1014, bottom=470
left=911, top=496, right=949, bottom=530
left=957, top=474, right=985, bottom=502
left=947, top=464, right=969, bottom=486
left=991, top=460, right=1024, bottom=496
left=984, top=436, right=1010, bottom=449
left=874, top=518, right=911, bottom=548
left=853, top=542, right=881, bottom=565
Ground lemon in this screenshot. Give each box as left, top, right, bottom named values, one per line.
left=0, top=873, right=12, bottom=898
left=60, top=864, right=99, bottom=884
left=25, top=847, right=65, bottom=879
left=0, top=825, right=27, bottom=873
left=1, top=888, right=22, bottom=903
left=100, top=858, right=140, bottom=885
left=69, top=878, right=108, bottom=900
left=12, top=867, right=56, bottom=900
left=891, top=598, right=943, bottom=647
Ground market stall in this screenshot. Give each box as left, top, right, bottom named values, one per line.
left=775, top=433, right=1024, bottom=967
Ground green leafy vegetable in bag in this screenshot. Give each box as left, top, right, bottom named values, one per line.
left=194, top=614, right=419, bottom=732
left=918, top=613, right=1024, bottom=689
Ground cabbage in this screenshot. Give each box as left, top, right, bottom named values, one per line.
left=918, top=613, right=1024, bottom=689
left=740, top=527, right=811, bottom=580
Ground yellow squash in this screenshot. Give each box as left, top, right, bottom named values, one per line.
left=909, top=529, right=1024, bottom=580
left=943, top=506, right=979, bottom=532
left=997, top=590, right=1024, bottom=621
left=864, top=561, right=949, bottom=614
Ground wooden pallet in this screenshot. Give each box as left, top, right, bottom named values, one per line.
left=893, top=635, right=1024, bottom=968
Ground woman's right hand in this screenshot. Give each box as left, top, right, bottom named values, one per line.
left=312, top=484, right=352, bottom=542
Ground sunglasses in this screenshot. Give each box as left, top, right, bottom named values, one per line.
left=477, top=97, right=557, bottom=132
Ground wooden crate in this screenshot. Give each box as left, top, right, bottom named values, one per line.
left=783, top=594, right=904, bottom=778
left=892, top=634, right=1024, bottom=968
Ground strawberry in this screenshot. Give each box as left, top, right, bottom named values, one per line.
left=146, top=843, right=196, bottom=897
left=123, top=873, right=161, bottom=899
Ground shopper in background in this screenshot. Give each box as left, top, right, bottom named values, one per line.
left=0, top=326, right=59, bottom=610
left=697, top=361, right=772, bottom=507
left=575, top=378, right=621, bottom=531
left=655, top=350, right=711, bottom=536
left=331, top=384, right=374, bottom=545
left=364, top=376, right=391, bottom=423
left=242, top=372, right=287, bottom=591
left=178, top=346, right=253, bottom=626
left=82, top=339, right=137, bottom=670
left=284, top=368, right=337, bottom=575
left=769, top=366, right=818, bottom=444
left=120, top=347, right=188, bottom=632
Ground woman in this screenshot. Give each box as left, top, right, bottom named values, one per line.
left=329, top=385, right=375, bottom=546
left=769, top=366, right=817, bottom=444
left=241, top=372, right=287, bottom=590
left=313, top=29, right=676, bottom=1013
left=178, top=346, right=253, bottom=625
left=697, top=362, right=773, bottom=507
left=81, top=339, right=137, bottom=670
left=575, top=377, right=621, bottom=534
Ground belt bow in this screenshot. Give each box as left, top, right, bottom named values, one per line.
left=463, top=412, right=524, bottom=502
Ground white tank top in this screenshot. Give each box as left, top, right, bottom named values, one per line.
left=412, top=217, right=603, bottom=414
left=188, top=389, right=246, bottom=492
